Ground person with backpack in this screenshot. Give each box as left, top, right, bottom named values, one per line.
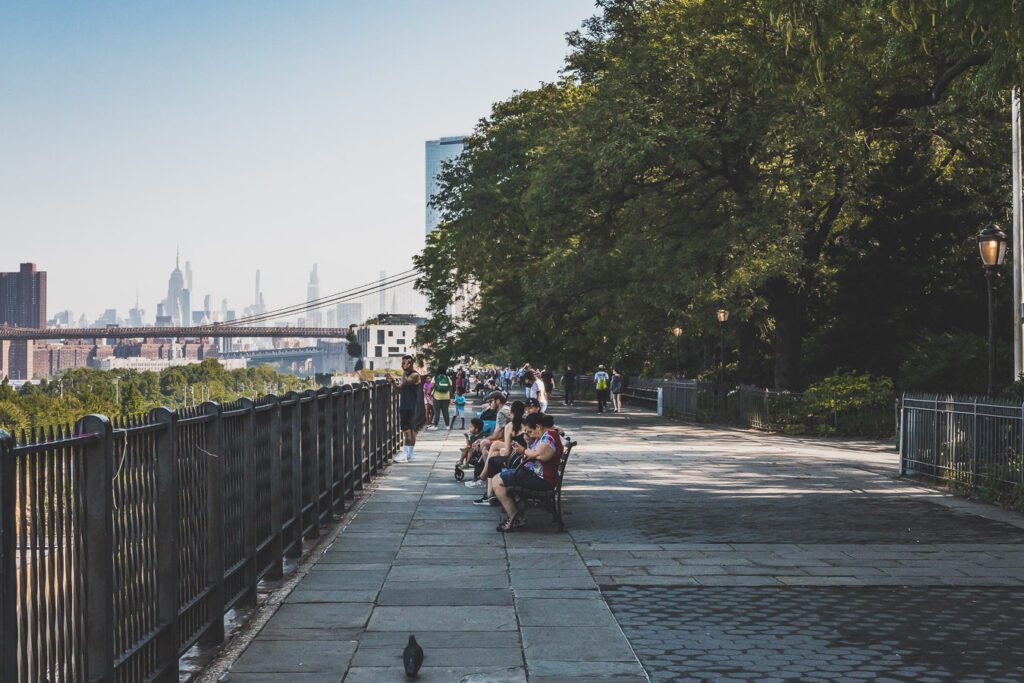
left=429, top=368, right=453, bottom=429
left=594, top=365, right=610, bottom=413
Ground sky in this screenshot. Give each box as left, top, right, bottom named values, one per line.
left=0, top=0, right=597, bottom=322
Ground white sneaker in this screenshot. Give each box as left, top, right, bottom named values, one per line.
left=393, top=455, right=408, bottom=463
left=426, top=425, right=438, bottom=431
left=465, top=479, right=484, bottom=488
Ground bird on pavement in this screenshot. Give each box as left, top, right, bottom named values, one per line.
left=403, top=634, right=424, bottom=678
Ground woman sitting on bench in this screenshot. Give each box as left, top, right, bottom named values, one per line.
left=492, top=412, right=563, bottom=532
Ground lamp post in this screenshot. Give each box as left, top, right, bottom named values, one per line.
left=672, top=327, right=683, bottom=377
left=978, top=223, right=1007, bottom=395
left=716, top=309, right=729, bottom=385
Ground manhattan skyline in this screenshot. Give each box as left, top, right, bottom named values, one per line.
left=0, top=0, right=597, bottom=317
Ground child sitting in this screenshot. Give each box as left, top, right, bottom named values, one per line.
left=451, top=388, right=467, bottom=430
left=457, top=417, right=486, bottom=470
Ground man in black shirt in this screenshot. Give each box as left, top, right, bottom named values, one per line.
left=397, top=355, right=422, bottom=462
left=561, top=365, right=577, bottom=405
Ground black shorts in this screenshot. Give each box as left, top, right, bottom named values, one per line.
left=400, top=409, right=415, bottom=430
left=499, top=467, right=552, bottom=491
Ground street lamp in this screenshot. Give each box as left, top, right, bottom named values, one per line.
left=672, top=327, right=683, bottom=377
left=978, top=223, right=1007, bottom=395
left=715, top=309, right=729, bottom=385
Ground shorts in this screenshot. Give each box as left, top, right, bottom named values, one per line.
left=499, top=467, right=552, bottom=492
left=454, top=406, right=465, bottom=416
left=400, top=409, right=415, bottom=431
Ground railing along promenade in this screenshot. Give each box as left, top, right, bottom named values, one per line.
left=0, top=325, right=351, bottom=340
left=0, top=379, right=400, bottom=683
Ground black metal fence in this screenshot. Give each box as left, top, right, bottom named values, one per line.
left=605, top=378, right=895, bottom=436
left=899, top=393, right=1024, bottom=487
left=0, top=379, right=400, bottom=683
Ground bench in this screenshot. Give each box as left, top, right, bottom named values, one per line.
left=507, top=438, right=577, bottom=531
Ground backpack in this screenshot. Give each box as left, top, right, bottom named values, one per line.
left=596, top=376, right=608, bottom=391
left=434, top=374, right=451, bottom=394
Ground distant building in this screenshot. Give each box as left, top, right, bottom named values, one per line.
left=307, top=264, right=322, bottom=328
left=356, top=314, right=425, bottom=371
left=336, top=302, right=362, bottom=328
left=163, top=250, right=187, bottom=325
left=0, top=263, right=47, bottom=380
left=425, top=136, right=467, bottom=235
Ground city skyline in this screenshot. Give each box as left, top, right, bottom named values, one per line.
left=0, top=1, right=597, bottom=318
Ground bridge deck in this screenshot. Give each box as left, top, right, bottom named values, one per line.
left=209, top=398, right=1024, bottom=682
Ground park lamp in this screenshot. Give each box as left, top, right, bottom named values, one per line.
left=977, top=223, right=1007, bottom=270
left=716, top=309, right=729, bottom=323
left=672, top=327, right=683, bottom=337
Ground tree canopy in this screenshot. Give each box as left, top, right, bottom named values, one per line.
left=416, top=0, right=1023, bottom=392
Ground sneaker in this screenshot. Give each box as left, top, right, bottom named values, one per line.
left=426, top=425, right=438, bottom=431
left=472, top=496, right=492, bottom=506
left=465, top=479, right=484, bottom=488
left=393, top=455, right=408, bottom=464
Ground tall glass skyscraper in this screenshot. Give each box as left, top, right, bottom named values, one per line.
left=425, top=136, right=467, bottom=235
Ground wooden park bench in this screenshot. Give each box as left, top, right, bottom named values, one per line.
left=508, top=437, right=577, bottom=531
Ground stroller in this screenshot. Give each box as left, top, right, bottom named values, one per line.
left=453, top=408, right=496, bottom=482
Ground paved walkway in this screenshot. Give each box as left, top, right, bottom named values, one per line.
left=217, top=399, right=1024, bottom=682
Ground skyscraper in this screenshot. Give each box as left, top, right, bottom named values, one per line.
left=164, top=249, right=186, bottom=325
left=425, top=136, right=467, bottom=234
left=0, top=263, right=47, bottom=379
left=336, top=302, right=362, bottom=327
left=307, top=264, right=322, bottom=327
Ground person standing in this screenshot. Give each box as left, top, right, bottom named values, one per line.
left=422, top=374, right=435, bottom=429
left=561, top=365, right=577, bottom=405
left=396, top=355, right=423, bottom=462
left=431, top=369, right=453, bottom=429
left=541, top=366, right=555, bottom=399
left=610, top=367, right=624, bottom=413
left=594, top=365, right=610, bottom=413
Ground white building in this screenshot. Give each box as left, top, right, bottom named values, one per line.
left=356, top=315, right=424, bottom=371
left=425, top=136, right=467, bottom=235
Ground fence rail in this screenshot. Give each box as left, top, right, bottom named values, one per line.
left=0, top=379, right=401, bottom=683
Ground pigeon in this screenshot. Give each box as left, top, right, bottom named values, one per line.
left=403, top=634, right=424, bottom=678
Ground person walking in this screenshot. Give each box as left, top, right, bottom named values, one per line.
left=561, top=365, right=577, bottom=405
left=594, top=365, right=610, bottom=413
left=431, top=369, right=453, bottom=429
left=541, top=366, right=555, bottom=399
left=610, top=367, right=624, bottom=413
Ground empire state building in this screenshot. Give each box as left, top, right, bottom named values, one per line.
left=164, top=250, right=189, bottom=325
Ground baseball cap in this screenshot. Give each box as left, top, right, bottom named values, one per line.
left=524, top=398, right=540, bottom=408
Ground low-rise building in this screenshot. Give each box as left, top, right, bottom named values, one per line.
left=356, top=314, right=425, bottom=371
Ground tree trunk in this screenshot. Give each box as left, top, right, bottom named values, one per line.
left=767, top=277, right=806, bottom=391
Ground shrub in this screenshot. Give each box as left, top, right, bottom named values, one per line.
left=800, top=372, right=896, bottom=437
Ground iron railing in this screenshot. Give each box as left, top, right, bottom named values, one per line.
left=899, top=393, right=1024, bottom=487
left=613, top=378, right=894, bottom=436
left=0, top=379, right=400, bottom=683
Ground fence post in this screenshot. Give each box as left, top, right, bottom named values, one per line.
left=240, top=398, right=259, bottom=606
left=0, top=429, right=16, bottom=683
left=302, top=390, right=320, bottom=540
left=897, top=395, right=905, bottom=476
left=264, top=396, right=284, bottom=579
left=149, top=408, right=180, bottom=682
left=199, top=401, right=225, bottom=646
left=78, top=414, right=115, bottom=683
left=971, top=398, right=979, bottom=486
left=286, top=393, right=303, bottom=557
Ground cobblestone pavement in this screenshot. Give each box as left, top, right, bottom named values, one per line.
left=603, top=586, right=1024, bottom=682
left=552, top=404, right=1024, bottom=681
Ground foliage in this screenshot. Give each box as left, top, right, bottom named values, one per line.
left=415, top=0, right=1022, bottom=393
left=898, top=331, right=989, bottom=395
left=797, top=372, right=896, bottom=436
left=1, top=362, right=307, bottom=433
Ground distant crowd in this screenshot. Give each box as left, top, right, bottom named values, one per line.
left=388, top=357, right=625, bottom=531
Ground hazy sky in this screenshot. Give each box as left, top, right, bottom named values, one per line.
left=1, top=0, right=597, bottom=321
